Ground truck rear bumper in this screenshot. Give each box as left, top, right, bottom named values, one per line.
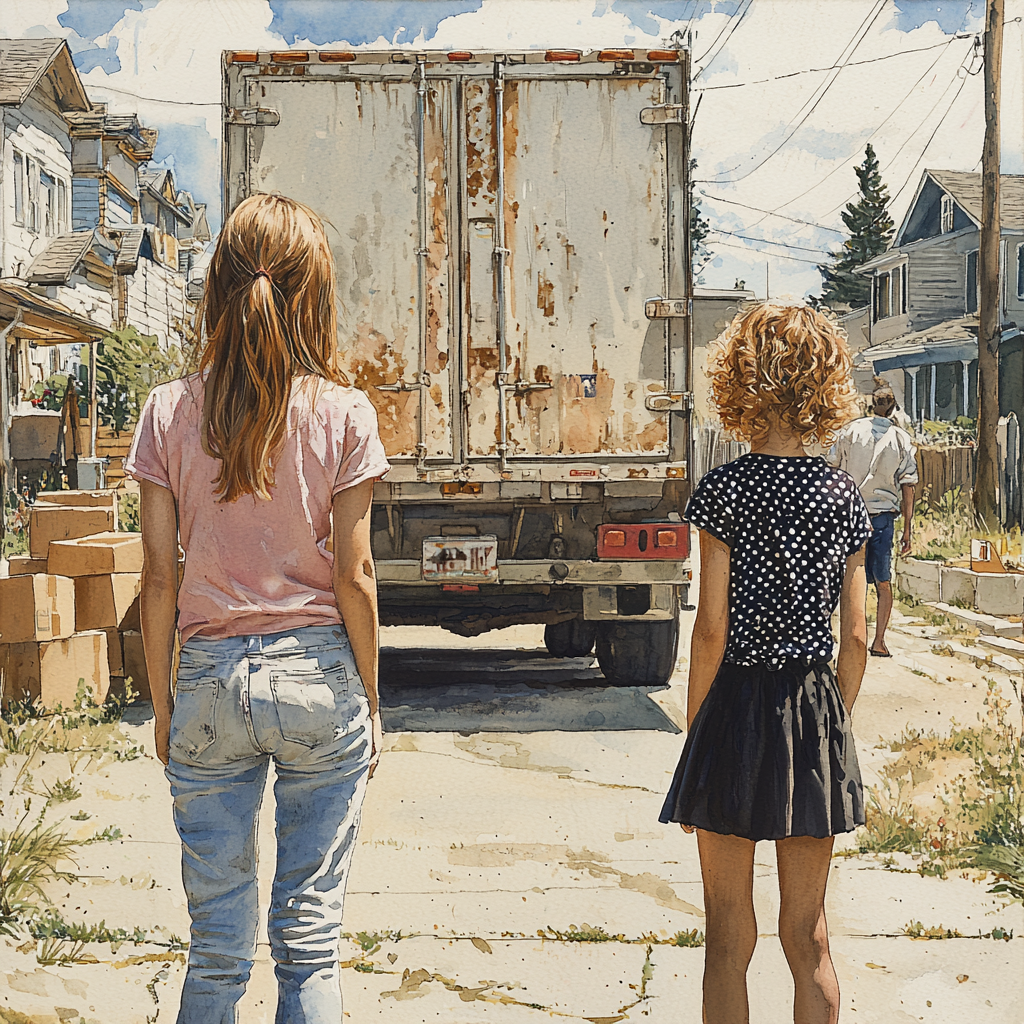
left=375, top=558, right=690, bottom=586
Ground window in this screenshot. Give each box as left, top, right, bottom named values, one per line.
left=941, top=194, right=954, bottom=233
left=13, top=150, right=24, bottom=224
left=26, top=158, right=40, bottom=233
left=872, top=265, right=907, bottom=322
left=966, top=250, right=978, bottom=315
left=57, top=179, right=67, bottom=234
left=40, top=172, right=56, bottom=236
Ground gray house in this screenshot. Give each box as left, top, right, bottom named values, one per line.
left=851, top=169, right=1024, bottom=423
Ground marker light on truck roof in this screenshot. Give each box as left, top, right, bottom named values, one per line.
left=228, top=51, right=259, bottom=64
left=598, top=49, right=635, bottom=61
left=272, top=51, right=308, bottom=63
left=320, top=52, right=357, bottom=62
left=604, top=530, right=627, bottom=547
left=447, top=52, right=475, bottom=61
left=545, top=50, right=581, bottom=62
left=656, top=530, right=678, bottom=548
left=647, top=50, right=683, bottom=62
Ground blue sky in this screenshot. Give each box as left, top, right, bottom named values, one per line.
left=0, top=0, right=999, bottom=299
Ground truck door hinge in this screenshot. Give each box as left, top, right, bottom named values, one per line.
left=640, top=104, right=685, bottom=126
left=378, top=373, right=431, bottom=392
left=645, top=297, right=689, bottom=319
left=226, top=106, right=281, bottom=127
left=645, top=391, right=693, bottom=413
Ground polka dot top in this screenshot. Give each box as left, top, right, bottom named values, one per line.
left=686, top=453, right=872, bottom=669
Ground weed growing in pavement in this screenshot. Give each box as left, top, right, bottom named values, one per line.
left=42, top=778, right=81, bottom=804
left=669, top=929, right=705, bottom=947
left=903, top=920, right=964, bottom=939
left=540, top=923, right=625, bottom=942
left=84, top=825, right=123, bottom=844
left=353, top=929, right=411, bottom=953
left=69, top=809, right=90, bottom=821
left=0, top=681, right=143, bottom=770
left=858, top=680, right=1024, bottom=894
left=0, top=801, right=78, bottom=934
left=29, top=909, right=147, bottom=947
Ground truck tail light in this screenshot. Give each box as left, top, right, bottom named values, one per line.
left=546, top=50, right=581, bottom=62
left=228, top=51, right=259, bottom=64
left=320, top=52, right=357, bottom=62
left=598, top=49, right=635, bottom=61
left=598, top=523, right=689, bottom=560
left=441, top=482, right=483, bottom=496
left=647, top=50, right=682, bottom=62
left=272, top=51, right=308, bottom=63
left=447, top=51, right=475, bottom=61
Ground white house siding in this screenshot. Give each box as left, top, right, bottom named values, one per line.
left=71, top=177, right=101, bottom=231
left=126, top=257, right=189, bottom=351
left=1, top=93, right=73, bottom=279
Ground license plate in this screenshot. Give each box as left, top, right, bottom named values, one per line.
left=422, top=536, right=498, bottom=582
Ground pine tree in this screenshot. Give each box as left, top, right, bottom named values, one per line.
left=817, top=144, right=894, bottom=310
left=690, top=159, right=712, bottom=284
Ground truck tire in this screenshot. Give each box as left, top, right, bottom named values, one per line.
left=544, top=618, right=598, bottom=658
left=596, top=619, right=680, bottom=686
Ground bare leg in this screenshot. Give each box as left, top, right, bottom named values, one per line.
left=776, top=835, right=839, bottom=1024
left=872, top=581, right=893, bottom=654
left=696, top=829, right=757, bottom=1024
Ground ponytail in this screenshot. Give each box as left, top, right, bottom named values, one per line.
left=198, top=195, right=345, bottom=502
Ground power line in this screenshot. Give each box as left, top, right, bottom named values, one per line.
left=699, top=193, right=846, bottom=234
left=80, top=81, right=220, bottom=107
left=710, top=239, right=825, bottom=265
left=694, top=39, right=957, bottom=91
left=693, top=0, right=754, bottom=79
left=744, top=33, right=970, bottom=231
left=711, top=228, right=831, bottom=254
left=696, top=0, right=889, bottom=185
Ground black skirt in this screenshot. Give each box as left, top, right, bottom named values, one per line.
left=659, top=659, right=864, bottom=841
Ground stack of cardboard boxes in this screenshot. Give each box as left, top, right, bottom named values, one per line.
left=0, top=491, right=149, bottom=708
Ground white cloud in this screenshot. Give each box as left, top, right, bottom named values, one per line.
left=0, top=0, right=69, bottom=37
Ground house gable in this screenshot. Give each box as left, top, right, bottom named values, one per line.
left=898, top=175, right=976, bottom=245
left=0, top=39, right=90, bottom=112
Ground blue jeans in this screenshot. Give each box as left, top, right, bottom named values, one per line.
left=865, top=511, right=897, bottom=585
left=166, top=625, right=371, bottom=1024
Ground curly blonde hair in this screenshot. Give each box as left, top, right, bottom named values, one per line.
left=708, top=303, right=858, bottom=448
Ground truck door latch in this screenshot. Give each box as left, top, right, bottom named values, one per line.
left=645, top=392, right=693, bottom=413
left=640, top=104, right=685, bottom=125
left=225, top=107, right=281, bottom=127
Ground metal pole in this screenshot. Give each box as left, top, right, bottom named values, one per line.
left=493, top=56, right=510, bottom=472
left=0, top=311, right=24, bottom=524
left=974, top=0, right=1003, bottom=527
left=415, top=57, right=429, bottom=476
left=89, top=339, right=98, bottom=459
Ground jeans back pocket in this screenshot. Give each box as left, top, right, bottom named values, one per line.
left=170, top=678, right=219, bottom=761
left=271, top=662, right=350, bottom=748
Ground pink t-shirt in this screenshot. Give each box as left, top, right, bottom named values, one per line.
left=125, top=374, right=390, bottom=643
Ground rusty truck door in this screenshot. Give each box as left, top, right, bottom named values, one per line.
left=246, top=70, right=456, bottom=465
left=461, top=67, right=674, bottom=462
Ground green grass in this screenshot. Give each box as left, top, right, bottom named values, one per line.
left=43, top=778, right=81, bottom=804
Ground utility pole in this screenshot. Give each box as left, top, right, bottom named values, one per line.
left=974, top=0, right=1002, bottom=529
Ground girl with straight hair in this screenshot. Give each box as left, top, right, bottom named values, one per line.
left=660, top=304, right=870, bottom=1024
left=126, top=193, right=390, bottom=1024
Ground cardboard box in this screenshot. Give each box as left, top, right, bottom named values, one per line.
left=29, top=505, right=115, bottom=559
left=100, top=627, right=124, bottom=677
left=34, top=488, right=119, bottom=527
left=121, top=630, right=150, bottom=701
left=48, top=532, right=143, bottom=577
left=0, top=575, right=75, bottom=644
left=0, top=631, right=109, bottom=708
left=8, top=556, right=49, bottom=576
left=74, top=573, right=142, bottom=630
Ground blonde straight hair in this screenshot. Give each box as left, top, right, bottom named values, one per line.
left=198, top=194, right=347, bottom=502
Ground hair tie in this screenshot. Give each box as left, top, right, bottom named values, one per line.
left=253, top=267, right=272, bottom=283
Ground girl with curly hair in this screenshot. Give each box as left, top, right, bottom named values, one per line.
left=660, top=304, right=870, bottom=1024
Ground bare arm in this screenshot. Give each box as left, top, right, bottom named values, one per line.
left=837, top=546, right=868, bottom=711
left=332, top=479, right=382, bottom=775
left=899, top=483, right=914, bottom=555
left=686, top=530, right=730, bottom=730
left=139, top=480, right=179, bottom=765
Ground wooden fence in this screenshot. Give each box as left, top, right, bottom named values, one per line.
left=916, top=445, right=975, bottom=510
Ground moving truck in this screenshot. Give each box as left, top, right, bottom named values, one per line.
left=222, top=46, right=694, bottom=685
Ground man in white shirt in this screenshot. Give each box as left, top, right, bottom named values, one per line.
left=827, top=383, right=918, bottom=658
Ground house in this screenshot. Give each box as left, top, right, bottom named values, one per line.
left=1, top=39, right=109, bottom=492
left=852, top=169, right=1024, bottom=423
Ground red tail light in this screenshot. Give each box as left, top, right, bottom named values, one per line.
left=320, top=52, right=357, bottom=63
left=647, top=50, right=682, bottom=62
left=546, top=50, right=581, bottom=62
left=272, top=51, right=308, bottom=63
left=447, top=51, right=475, bottom=61
left=598, top=49, right=635, bottom=61
left=597, top=523, right=689, bottom=560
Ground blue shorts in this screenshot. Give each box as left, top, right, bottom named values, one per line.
left=865, top=512, right=897, bottom=585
